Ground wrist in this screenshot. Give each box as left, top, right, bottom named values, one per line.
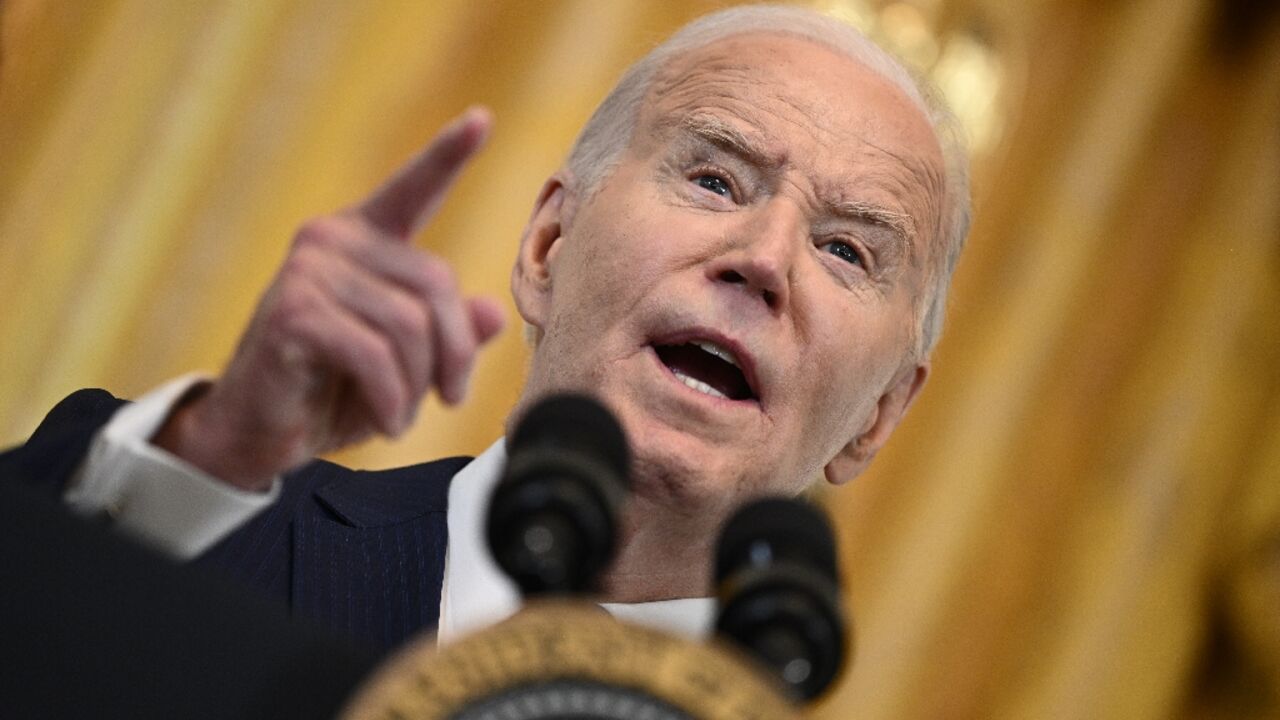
left=150, top=383, right=278, bottom=493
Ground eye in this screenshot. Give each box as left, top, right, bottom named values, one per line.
left=693, top=173, right=732, bottom=198
left=819, top=240, right=864, bottom=266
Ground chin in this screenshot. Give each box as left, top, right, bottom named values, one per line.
left=620, top=407, right=750, bottom=513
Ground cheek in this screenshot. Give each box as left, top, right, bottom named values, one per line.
left=541, top=219, right=663, bottom=354
left=783, top=312, right=904, bottom=451
left=558, top=213, right=681, bottom=310
left=796, top=352, right=876, bottom=445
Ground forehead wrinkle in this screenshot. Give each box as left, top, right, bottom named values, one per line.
left=648, top=55, right=759, bottom=109
left=669, top=113, right=787, bottom=170
left=646, top=36, right=945, bottom=254
left=856, top=135, right=945, bottom=219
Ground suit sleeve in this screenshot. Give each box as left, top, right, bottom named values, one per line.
left=0, top=387, right=126, bottom=499
left=1, top=377, right=281, bottom=558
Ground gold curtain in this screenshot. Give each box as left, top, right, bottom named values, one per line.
left=1, top=1, right=1276, bottom=718
left=826, top=0, right=1280, bottom=716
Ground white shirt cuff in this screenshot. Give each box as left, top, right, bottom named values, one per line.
left=64, top=374, right=282, bottom=559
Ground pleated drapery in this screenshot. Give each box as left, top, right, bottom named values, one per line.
left=2, top=1, right=1276, bottom=717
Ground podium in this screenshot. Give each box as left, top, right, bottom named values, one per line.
left=344, top=604, right=799, bottom=720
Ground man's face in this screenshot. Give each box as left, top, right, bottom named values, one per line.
left=514, top=33, right=945, bottom=519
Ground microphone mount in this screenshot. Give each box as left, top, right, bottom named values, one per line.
left=486, top=393, right=630, bottom=597
left=713, top=497, right=848, bottom=702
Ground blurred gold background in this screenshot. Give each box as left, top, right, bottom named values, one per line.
left=1, top=0, right=1277, bottom=717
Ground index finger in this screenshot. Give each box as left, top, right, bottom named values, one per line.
left=358, top=106, right=493, bottom=239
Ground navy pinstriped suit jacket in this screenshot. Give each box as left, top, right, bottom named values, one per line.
left=1, top=389, right=470, bottom=657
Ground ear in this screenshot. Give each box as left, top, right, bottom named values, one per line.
left=823, top=362, right=929, bottom=485
left=511, top=175, right=571, bottom=334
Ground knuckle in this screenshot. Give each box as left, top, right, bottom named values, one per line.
left=365, top=334, right=397, bottom=371
left=292, top=216, right=349, bottom=252
left=292, top=219, right=328, bottom=249
left=390, top=297, right=430, bottom=339
left=271, top=269, right=327, bottom=317
left=268, top=287, right=314, bottom=336
left=348, top=333, right=395, bottom=388
left=279, top=246, right=318, bottom=278
left=417, top=256, right=457, bottom=297
left=366, top=342, right=404, bottom=406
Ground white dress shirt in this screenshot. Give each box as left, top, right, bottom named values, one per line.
left=439, top=438, right=714, bottom=644
left=63, top=377, right=714, bottom=644
left=63, top=375, right=281, bottom=558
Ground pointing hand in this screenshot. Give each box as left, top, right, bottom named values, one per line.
left=153, top=109, right=506, bottom=491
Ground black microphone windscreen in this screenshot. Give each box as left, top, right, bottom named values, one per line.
left=715, top=497, right=838, bottom=584
left=510, top=393, right=630, bottom=485
left=490, top=392, right=631, bottom=596
left=713, top=496, right=847, bottom=702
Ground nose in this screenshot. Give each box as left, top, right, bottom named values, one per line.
left=708, top=199, right=802, bottom=312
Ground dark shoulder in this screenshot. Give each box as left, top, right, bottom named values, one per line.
left=0, top=389, right=126, bottom=497
left=32, top=389, right=126, bottom=434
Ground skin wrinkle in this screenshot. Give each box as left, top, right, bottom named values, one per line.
left=660, top=110, right=918, bottom=288
left=862, top=144, right=944, bottom=244
left=564, top=14, right=970, bottom=356
left=674, top=111, right=918, bottom=275
left=512, top=33, right=942, bottom=601
left=651, top=61, right=939, bottom=247
left=675, top=113, right=787, bottom=173
left=780, top=84, right=946, bottom=314
left=828, top=199, right=915, bottom=241
left=854, top=139, right=945, bottom=283
left=643, top=35, right=932, bottom=396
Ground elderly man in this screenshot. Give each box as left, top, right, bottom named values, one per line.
left=6, top=5, right=967, bottom=654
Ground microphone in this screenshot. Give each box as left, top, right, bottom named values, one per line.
left=486, top=393, right=631, bottom=596
left=713, top=497, right=848, bottom=702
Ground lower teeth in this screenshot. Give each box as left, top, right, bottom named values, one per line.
left=672, top=370, right=728, bottom=399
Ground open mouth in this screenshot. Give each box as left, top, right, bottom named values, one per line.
left=652, top=339, right=757, bottom=402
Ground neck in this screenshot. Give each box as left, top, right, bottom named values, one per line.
left=502, top=389, right=721, bottom=603
left=594, top=497, right=717, bottom=603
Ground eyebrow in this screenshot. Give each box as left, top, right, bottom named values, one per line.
left=827, top=200, right=917, bottom=248
left=674, top=113, right=786, bottom=170
left=669, top=113, right=917, bottom=250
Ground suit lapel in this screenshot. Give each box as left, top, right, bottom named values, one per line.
left=290, top=458, right=469, bottom=655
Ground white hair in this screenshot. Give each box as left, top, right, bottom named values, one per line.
left=563, top=4, right=971, bottom=356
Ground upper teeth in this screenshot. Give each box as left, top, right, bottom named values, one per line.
left=692, top=340, right=741, bottom=369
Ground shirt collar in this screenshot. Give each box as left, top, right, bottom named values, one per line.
left=439, top=439, right=715, bottom=645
